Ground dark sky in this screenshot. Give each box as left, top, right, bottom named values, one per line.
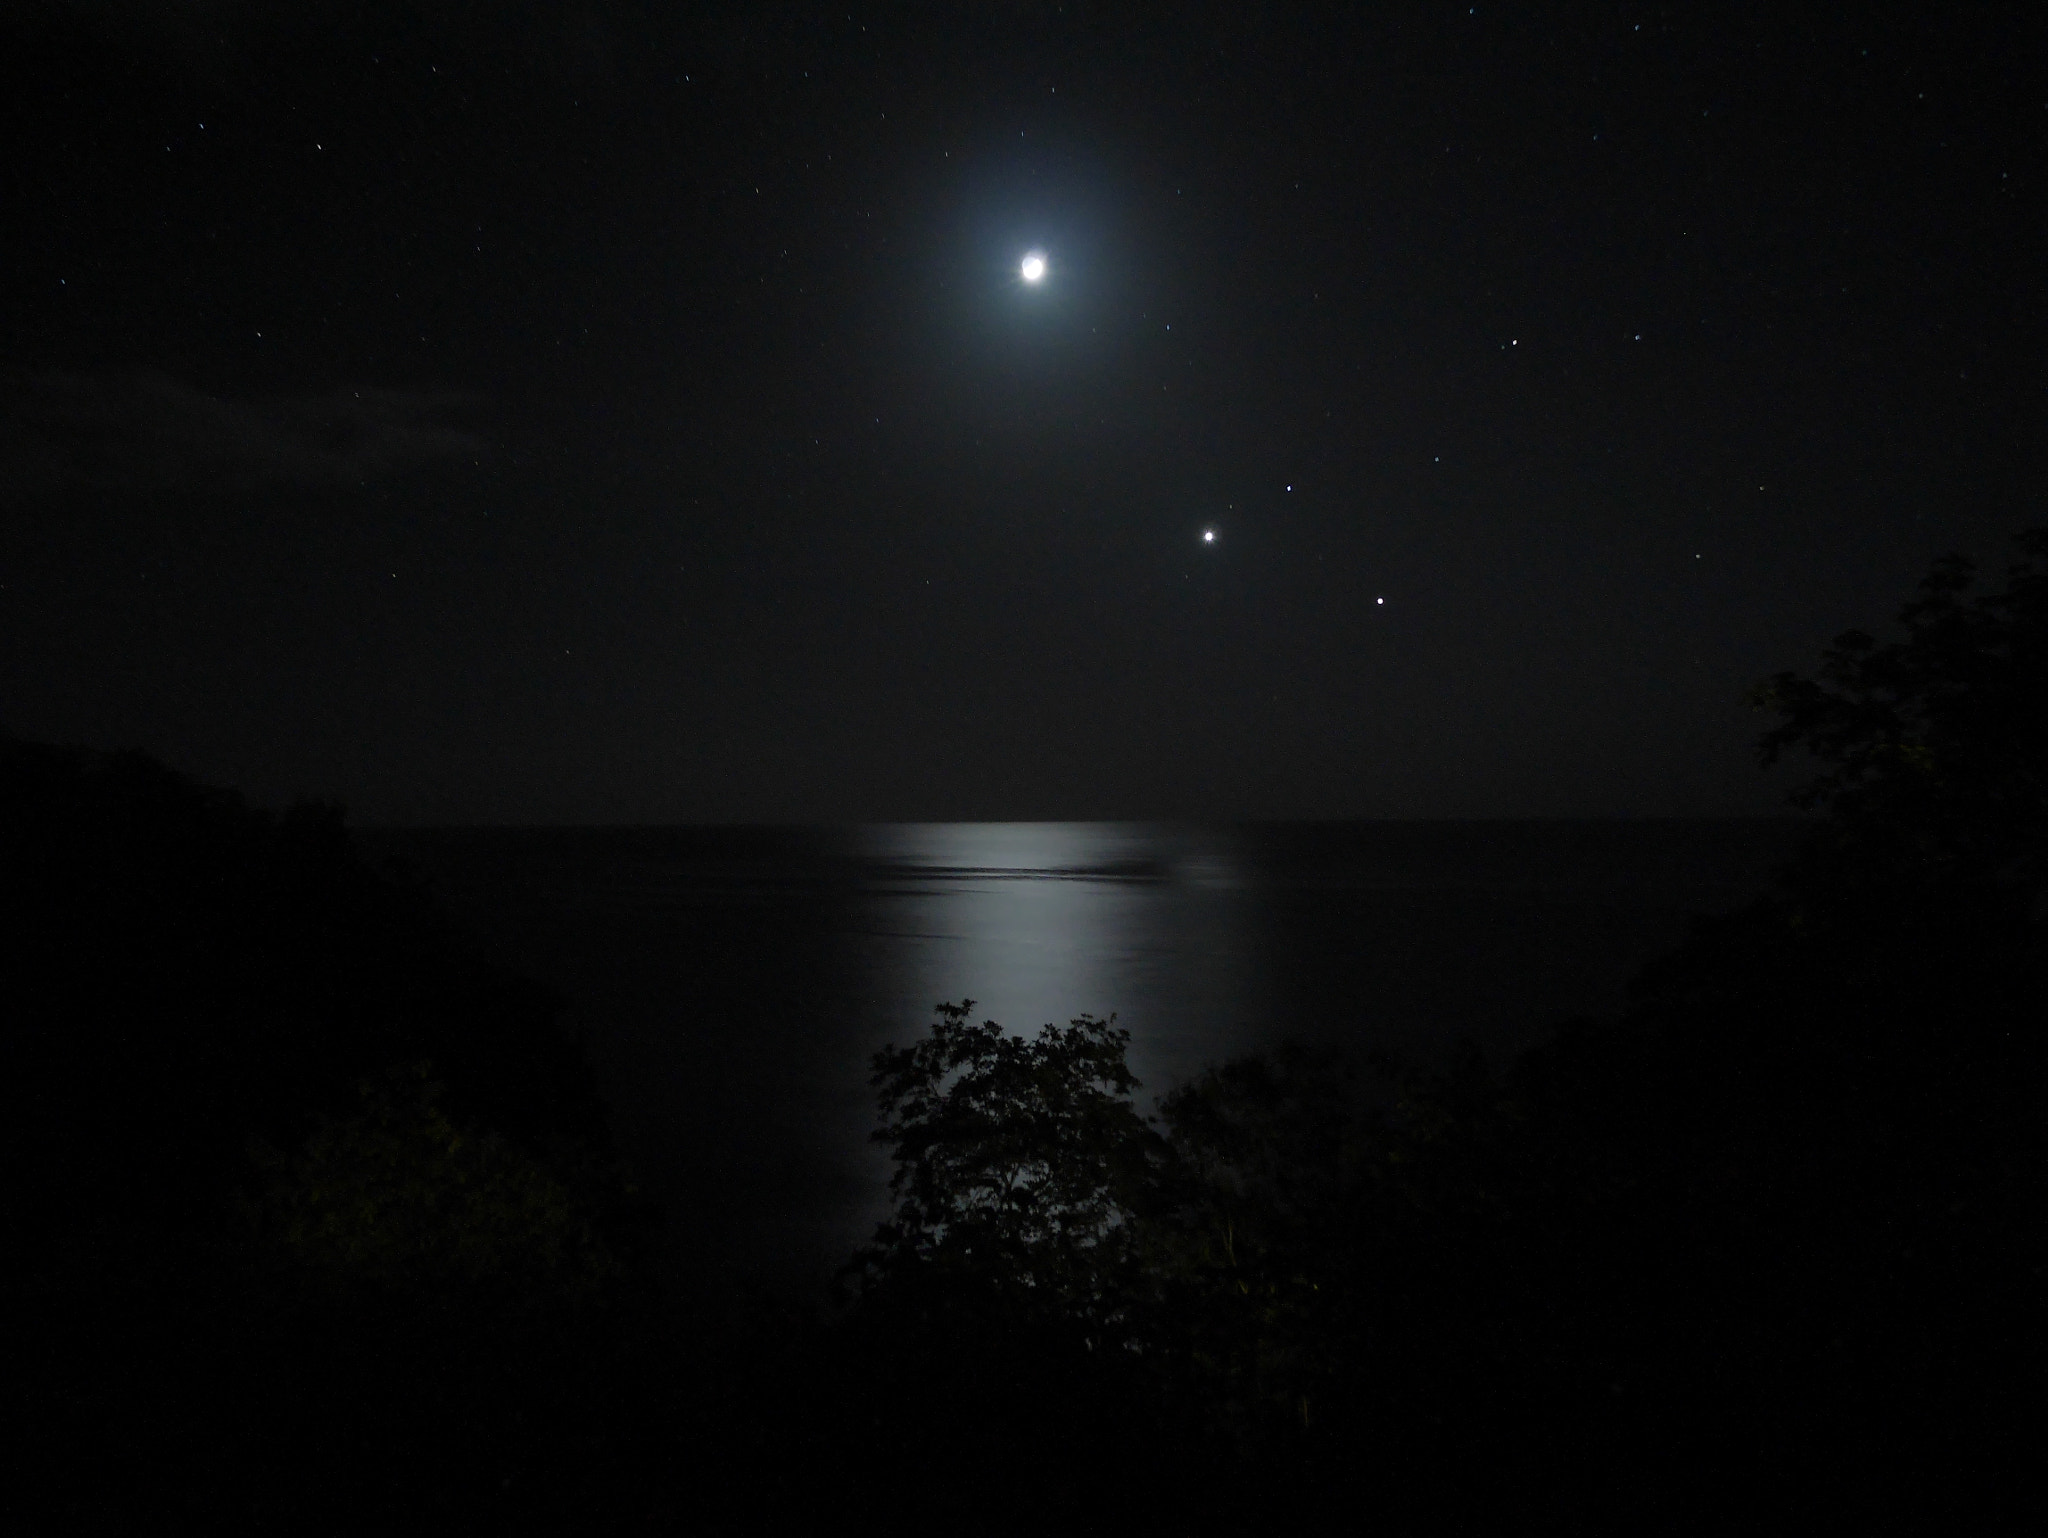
left=3, top=1, right=2041, bottom=822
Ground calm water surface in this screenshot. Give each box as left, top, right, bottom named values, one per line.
left=360, top=820, right=1805, bottom=1298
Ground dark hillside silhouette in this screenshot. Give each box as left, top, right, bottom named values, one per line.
left=1, top=739, right=614, bottom=1237
left=1, top=739, right=655, bottom=1529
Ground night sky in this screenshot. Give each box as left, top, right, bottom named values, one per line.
left=3, top=1, right=2041, bottom=823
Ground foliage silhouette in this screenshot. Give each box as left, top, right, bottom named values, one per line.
left=1755, top=526, right=2048, bottom=889
left=1137, top=1042, right=1381, bottom=1443
left=847, top=1000, right=1161, bottom=1327
left=825, top=529, right=2048, bottom=1533
left=244, top=1062, right=622, bottom=1315
left=811, top=1002, right=1220, bottom=1532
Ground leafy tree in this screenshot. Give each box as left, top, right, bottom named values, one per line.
left=803, top=1004, right=1199, bottom=1531
left=847, top=1001, right=1161, bottom=1335
left=1141, top=1043, right=1379, bottom=1439
left=244, top=1063, right=621, bottom=1316
left=1754, top=527, right=2048, bottom=897
left=1545, top=527, right=2048, bottom=1524
left=1640, top=530, right=2048, bottom=1130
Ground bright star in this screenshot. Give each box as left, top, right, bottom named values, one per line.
left=1202, top=529, right=1217, bottom=543
left=1020, top=252, right=1047, bottom=283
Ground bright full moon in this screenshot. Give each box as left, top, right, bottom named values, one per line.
left=1020, top=252, right=1047, bottom=283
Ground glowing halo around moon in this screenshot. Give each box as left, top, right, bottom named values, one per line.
left=1020, top=252, right=1047, bottom=283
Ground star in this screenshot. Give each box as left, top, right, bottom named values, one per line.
left=1202, top=529, right=1217, bottom=543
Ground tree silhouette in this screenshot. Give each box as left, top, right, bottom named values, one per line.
left=848, top=1000, right=1161, bottom=1335
left=244, top=1062, right=621, bottom=1316
left=1755, top=527, right=2048, bottom=893
left=1140, top=1043, right=1379, bottom=1442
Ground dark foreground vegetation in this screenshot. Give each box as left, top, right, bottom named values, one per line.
left=7, top=533, right=2045, bottom=1533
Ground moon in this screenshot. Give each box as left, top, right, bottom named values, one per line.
left=1020, top=252, right=1047, bottom=283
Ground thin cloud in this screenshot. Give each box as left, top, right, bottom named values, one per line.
left=0, top=371, right=487, bottom=497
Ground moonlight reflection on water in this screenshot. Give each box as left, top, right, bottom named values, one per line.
left=849, top=823, right=1255, bottom=1098
left=360, top=819, right=1805, bottom=1295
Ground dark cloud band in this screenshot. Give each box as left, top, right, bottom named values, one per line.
left=0, top=371, right=486, bottom=497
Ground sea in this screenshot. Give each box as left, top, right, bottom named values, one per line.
left=356, top=820, right=1807, bottom=1302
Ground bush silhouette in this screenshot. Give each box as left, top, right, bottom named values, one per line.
left=244, top=1063, right=621, bottom=1315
